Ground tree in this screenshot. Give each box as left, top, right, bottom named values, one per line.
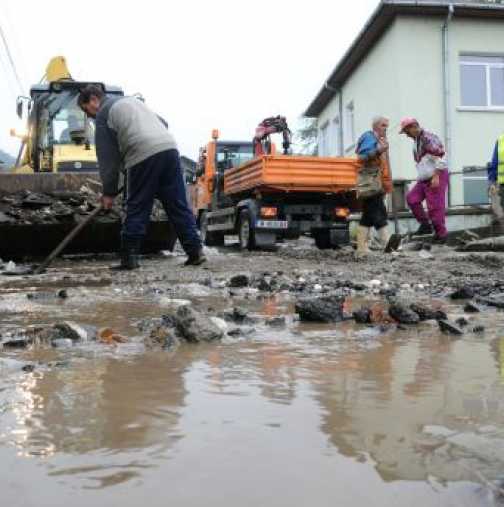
left=293, top=117, right=318, bottom=156
left=0, top=149, right=15, bottom=171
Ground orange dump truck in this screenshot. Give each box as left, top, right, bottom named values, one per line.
left=190, top=130, right=360, bottom=250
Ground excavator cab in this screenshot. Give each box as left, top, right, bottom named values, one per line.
left=0, top=57, right=175, bottom=259
left=15, top=80, right=123, bottom=174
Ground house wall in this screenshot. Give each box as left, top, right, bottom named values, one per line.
left=316, top=13, right=504, bottom=206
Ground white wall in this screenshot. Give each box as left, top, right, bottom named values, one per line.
left=316, top=13, right=504, bottom=206
left=450, top=17, right=504, bottom=205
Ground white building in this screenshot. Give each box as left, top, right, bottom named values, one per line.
left=305, top=0, right=504, bottom=207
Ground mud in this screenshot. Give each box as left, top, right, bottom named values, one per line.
left=2, top=239, right=504, bottom=506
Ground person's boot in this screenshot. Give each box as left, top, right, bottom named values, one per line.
left=377, top=226, right=402, bottom=253
left=184, top=248, right=207, bottom=266
left=412, top=222, right=433, bottom=236
left=356, top=226, right=371, bottom=257
left=110, top=237, right=141, bottom=271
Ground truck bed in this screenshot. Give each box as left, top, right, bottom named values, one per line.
left=224, top=155, right=359, bottom=196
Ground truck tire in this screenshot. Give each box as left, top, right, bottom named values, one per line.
left=314, top=230, right=332, bottom=250
left=200, top=212, right=224, bottom=247
left=238, top=210, right=256, bottom=250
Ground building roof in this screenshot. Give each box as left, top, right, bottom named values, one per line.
left=305, top=0, right=504, bottom=117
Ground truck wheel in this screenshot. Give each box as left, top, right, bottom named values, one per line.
left=314, top=230, right=331, bottom=250
left=200, top=212, right=224, bottom=247
left=239, top=210, right=256, bottom=250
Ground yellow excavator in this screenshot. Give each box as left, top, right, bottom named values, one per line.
left=0, top=57, right=174, bottom=258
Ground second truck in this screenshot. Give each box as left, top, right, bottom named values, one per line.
left=190, top=118, right=360, bottom=250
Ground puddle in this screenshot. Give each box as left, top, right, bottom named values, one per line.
left=1, top=256, right=504, bottom=506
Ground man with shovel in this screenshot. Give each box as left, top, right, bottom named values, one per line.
left=78, top=85, right=205, bottom=270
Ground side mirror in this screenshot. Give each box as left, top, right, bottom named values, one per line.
left=16, top=99, right=23, bottom=119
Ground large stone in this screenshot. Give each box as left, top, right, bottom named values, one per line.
left=410, top=303, right=447, bottom=321
left=353, top=308, right=372, bottom=324
left=171, top=306, right=224, bottom=343
left=52, top=322, right=88, bottom=341
left=459, top=236, right=504, bottom=253
left=450, top=286, right=475, bottom=300
left=295, top=295, right=345, bottom=323
left=388, top=303, right=420, bottom=325
left=464, top=302, right=482, bottom=313
left=477, top=295, right=504, bottom=309
left=438, top=320, right=464, bottom=336
left=228, top=274, right=250, bottom=288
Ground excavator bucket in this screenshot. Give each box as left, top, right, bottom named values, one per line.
left=0, top=172, right=177, bottom=260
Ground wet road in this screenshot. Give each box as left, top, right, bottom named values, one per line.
left=1, top=250, right=504, bottom=506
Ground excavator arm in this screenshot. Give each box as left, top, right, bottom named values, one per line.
left=253, top=116, right=292, bottom=157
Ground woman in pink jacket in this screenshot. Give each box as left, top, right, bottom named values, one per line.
left=401, top=118, right=449, bottom=244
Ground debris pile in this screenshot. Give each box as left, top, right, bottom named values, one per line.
left=0, top=188, right=113, bottom=225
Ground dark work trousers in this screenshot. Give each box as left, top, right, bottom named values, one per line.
left=359, top=194, right=388, bottom=229
left=123, top=149, right=202, bottom=255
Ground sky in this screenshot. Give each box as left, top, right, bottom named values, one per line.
left=0, top=0, right=380, bottom=160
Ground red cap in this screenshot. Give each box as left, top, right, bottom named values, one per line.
left=399, top=117, right=419, bottom=134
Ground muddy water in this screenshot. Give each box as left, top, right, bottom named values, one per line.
left=1, top=260, right=504, bottom=505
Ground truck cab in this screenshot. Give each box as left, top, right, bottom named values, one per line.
left=190, top=129, right=358, bottom=251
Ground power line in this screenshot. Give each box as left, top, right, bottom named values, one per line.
left=0, top=18, right=24, bottom=94
left=0, top=46, right=17, bottom=99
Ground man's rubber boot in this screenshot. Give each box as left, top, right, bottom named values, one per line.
left=356, top=226, right=371, bottom=257
left=184, top=248, right=207, bottom=267
left=378, top=226, right=401, bottom=253
left=111, top=237, right=140, bottom=271
left=412, top=222, right=433, bottom=236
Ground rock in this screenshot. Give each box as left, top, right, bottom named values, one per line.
left=51, top=338, right=74, bottom=348
left=477, top=295, right=504, bottom=309
left=53, top=322, right=88, bottom=341
left=464, top=302, right=481, bottom=313
left=459, top=236, right=504, bottom=253
left=295, top=295, right=345, bottom=323
left=210, top=317, right=229, bottom=333
left=419, top=249, right=434, bottom=260
left=388, top=303, right=420, bottom=325
left=438, top=320, right=464, bottom=336
left=455, top=317, right=469, bottom=327
left=224, top=307, right=249, bottom=324
left=171, top=306, right=224, bottom=342
left=257, top=278, right=272, bottom=292
left=2, top=338, right=31, bottom=348
left=410, top=303, right=447, bottom=321
left=450, top=286, right=475, bottom=300
left=352, top=283, right=367, bottom=291
left=265, top=316, right=286, bottom=327
left=98, top=328, right=128, bottom=344
left=145, top=326, right=179, bottom=349
left=229, top=274, right=250, bottom=288
left=353, top=308, right=372, bottom=324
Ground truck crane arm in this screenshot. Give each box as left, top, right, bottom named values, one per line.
left=253, top=116, right=292, bottom=157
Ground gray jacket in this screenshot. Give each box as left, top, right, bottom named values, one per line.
left=95, top=96, right=177, bottom=195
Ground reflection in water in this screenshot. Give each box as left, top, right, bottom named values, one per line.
left=1, top=293, right=504, bottom=505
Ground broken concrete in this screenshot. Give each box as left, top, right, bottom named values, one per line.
left=438, top=320, right=464, bottom=336
left=295, top=294, right=345, bottom=323
left=388, top=302, right=420, bottom=325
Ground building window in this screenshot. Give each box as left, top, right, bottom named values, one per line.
left=344, top=102, right=355, bottom=149
left=319, top=121, right=330, bottom=156
left=460, top=55, right=504, bottom=108
left=463, top=167, right=489, bottom=205
left=331, top=116, right=342, bottom=156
